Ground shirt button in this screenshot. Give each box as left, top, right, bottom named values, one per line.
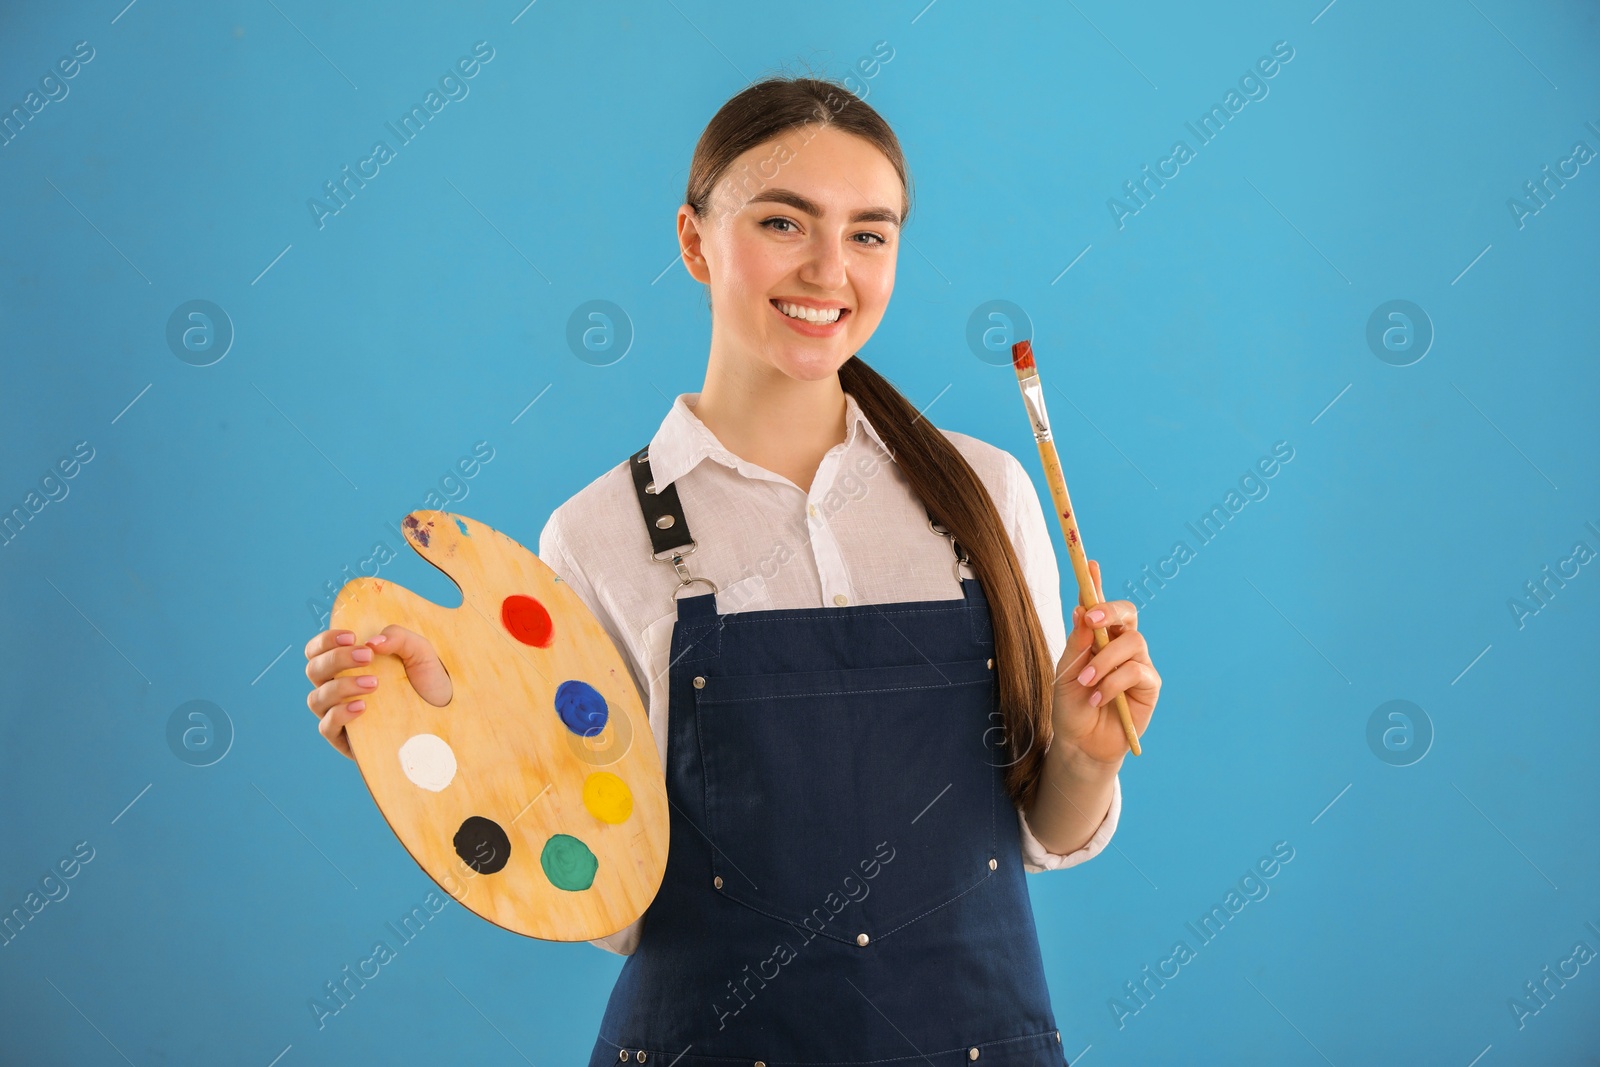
left=833, top=593, right=849, bottom=606
left=693, top=676, right=706, bottom=688
left=808, top=504, right=818, bottom=517
left=856, top=932, right=869, bottom=946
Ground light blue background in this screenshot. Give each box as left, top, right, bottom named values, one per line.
left=2, top=1, right=1597, bottom=1064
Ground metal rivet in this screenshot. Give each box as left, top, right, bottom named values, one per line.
left=693, top=676, right=706, bottom=689
left=986, top=657, right=993, bottom=669
left=755, top=1062, right=766, bottom=1067
left=968, top=1048, right=980, bottom=1061
left=618, top=1053, right=628, bottom=1062
left=856, top=932, right=869, bottom=946
left=654, top=514, right=675, bottom=529
left=645, top=480, right=656, bottom=494
left=988, top=857, right=997, bottom=870
left=1056, top=1031, right=1062, bottom=1043
left=637, top=449, right=649, bottom=462
left=636, top=1053, right=646, bottom=1064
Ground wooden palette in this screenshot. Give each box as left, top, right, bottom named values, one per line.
left=330, top=510, right=668, bottom=941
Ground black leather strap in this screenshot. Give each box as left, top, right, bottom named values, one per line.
left=630, top=445, right=695, bottom=557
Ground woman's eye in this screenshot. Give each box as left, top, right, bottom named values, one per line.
left=759, top=218, right=886, bottom=245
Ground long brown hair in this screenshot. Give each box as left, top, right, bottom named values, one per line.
left=684, top=76, right=1058, bottom=813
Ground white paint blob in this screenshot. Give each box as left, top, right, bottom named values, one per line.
left=398, top=733, right=457, bottom=792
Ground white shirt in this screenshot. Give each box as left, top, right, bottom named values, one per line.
left=537, top=391, right=1121, bottom=956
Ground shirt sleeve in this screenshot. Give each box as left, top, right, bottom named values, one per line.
left=538, top=509, right=651, bottom=724
left=1000, top=449, right=1122, bottom=872
left=537, top=509, right=647, bottom=956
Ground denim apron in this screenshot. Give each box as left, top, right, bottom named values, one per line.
left=587, top=446, right=1067, bottom=1066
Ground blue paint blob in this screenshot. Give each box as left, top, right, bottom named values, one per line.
left=455, top=518, right=469, bottom=536
left=554, top=680, right=609, bottom=737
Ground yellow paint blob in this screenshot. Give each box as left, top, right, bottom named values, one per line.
left=582, top=771, right=633, bottom=824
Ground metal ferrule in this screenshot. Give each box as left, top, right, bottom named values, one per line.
left=1017, top=372, right=1054, bottom=442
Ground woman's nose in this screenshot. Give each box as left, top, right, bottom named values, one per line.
left=798, top=234, right=848, bottom=289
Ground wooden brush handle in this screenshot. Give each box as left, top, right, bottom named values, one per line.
left=1011, top=338, right=1140, bottom=758
left=1034, top=441, right=1141, bottom=757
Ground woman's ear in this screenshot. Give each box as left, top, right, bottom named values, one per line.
left=677, top=205, right=711, bottom=285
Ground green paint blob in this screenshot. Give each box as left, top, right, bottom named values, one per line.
left=540, top=833, right=598, bottom=891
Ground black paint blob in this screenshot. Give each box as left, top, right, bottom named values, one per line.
left=454, top=816, right=511, bottom=874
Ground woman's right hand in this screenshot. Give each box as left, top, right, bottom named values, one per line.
left=304, top=625, right=454, bottom=759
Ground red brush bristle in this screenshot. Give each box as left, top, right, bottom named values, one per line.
left=1011, top=339, right=1035, bottom=372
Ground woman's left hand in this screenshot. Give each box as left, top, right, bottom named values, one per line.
left=1050, top=559, right=1160, bottom=769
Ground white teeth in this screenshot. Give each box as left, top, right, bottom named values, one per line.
left=776, top=301, right=842, bottom=325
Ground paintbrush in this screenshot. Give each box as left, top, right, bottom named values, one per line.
left=1010, top=339, right=1141, bottom=757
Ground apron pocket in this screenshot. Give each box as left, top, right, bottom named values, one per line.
left=693, top=657, right=1001, bottom=943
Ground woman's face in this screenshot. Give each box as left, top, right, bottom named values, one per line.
left=679, top=123, right=903, bottom=383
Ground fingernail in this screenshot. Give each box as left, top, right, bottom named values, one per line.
left=348, top=700, right=366, bottom=713
left=335, top=633, right=355, bottom=645
left=1089, top=691, right=1103, bottom=707
left=1087, top=609, right=1105, bottom=625
left=1077, top=665, right=1095, bottom=685
left=358, top=676, right=377, bottom=689
left=351, top=648, right=373, bottom=663
left=367, top=635, right=388, bottom=646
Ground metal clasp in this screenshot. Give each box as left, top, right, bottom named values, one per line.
left=928, top=516, right=971, bottom=583
left=652, top=538, right=720, bottom=601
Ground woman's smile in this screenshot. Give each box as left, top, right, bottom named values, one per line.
left=769, top=297, right=852, bottom=337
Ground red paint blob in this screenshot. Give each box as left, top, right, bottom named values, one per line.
left=502, top=595, right=554, bottom=647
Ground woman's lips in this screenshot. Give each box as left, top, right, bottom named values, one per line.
left=770, top=299, right=850, bottom=337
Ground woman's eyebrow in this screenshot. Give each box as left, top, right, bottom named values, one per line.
left=746, top=188, right=900, bottom=227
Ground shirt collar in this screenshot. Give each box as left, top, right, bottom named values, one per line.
left=645, top=390, right=893, bottom=490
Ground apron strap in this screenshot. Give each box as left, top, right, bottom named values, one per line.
left=631, top=444, right=718, bottom=602
left=629, top=444, right=695, bottom=557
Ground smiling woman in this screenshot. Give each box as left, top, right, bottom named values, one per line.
left=668, top=85, right=1086, bottom=812
left=683, top=130, right=904, bottom=376
left=303, top=70, right=1159, bottom=1067
left=552, top=75, right=1156, bottom=1063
